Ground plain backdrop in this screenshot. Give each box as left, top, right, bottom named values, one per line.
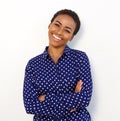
left=0, top=0, right=120, bottom=121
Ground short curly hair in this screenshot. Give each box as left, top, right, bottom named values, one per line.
left=50, top=9, right=81, bottom=35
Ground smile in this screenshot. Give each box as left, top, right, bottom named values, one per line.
left=52, top=34, right=62, bottom=41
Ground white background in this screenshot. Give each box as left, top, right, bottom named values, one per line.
left=0, top=0, right=120, bottom=121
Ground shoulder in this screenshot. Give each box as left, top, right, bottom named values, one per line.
left=26, top=53, right=45, bottom=67
left=70, top=48, right=91, bottom=68
left=70, top=48, right=89, bottom=60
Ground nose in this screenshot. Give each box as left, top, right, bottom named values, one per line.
left=57, top=27, right=63, bottom=35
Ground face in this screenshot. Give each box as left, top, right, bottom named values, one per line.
left=48, top=14, right=76, bottom=48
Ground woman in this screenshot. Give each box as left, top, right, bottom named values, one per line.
left=23, top=9, right=93, bottom=121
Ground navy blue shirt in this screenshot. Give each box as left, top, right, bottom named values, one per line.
left=23, top=46, right=93, bottom=121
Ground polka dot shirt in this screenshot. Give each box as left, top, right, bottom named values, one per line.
left=23, top=46, right=93, bottom=121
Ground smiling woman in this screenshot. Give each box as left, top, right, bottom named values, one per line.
left=23, top=9, right=93, bottom=121
left=48, top=14, right=76, bottom=62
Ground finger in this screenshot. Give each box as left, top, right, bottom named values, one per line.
left=76, top=80, right=83, bottom=88
left=75, top=80, right=83, bottom=92
left=77, top=80, right=83, bottom=85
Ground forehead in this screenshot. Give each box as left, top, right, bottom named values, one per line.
left=53, top=14, right=76, bottom=28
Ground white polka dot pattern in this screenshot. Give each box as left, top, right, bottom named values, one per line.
left=23, top=46, right=93, bottom=121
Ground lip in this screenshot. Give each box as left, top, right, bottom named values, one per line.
left=52, top=34, right=62, bottom=41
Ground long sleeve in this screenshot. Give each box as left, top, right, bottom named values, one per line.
left=44, top=52, right=93, bottom=111
left=23, top=46, right=93, bottom=120
left=23, top=61, right=54, bottom=116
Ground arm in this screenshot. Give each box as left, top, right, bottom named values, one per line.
left=42, top=52, right=93, bottom=111
left=23, top=61, right=54, bottom=116
left=23, top=60, right=82, bottom=117
left=38, top=80, right=83, bottom=113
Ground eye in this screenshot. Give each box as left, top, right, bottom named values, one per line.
left=54, top=23, right=60, bottom=27
left=65, top=29, right=71, bottom=33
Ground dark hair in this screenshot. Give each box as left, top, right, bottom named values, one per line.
left=50, top=9, right=81, bottom=35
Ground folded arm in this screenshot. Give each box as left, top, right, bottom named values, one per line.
left=23, top=62, right=54, bottom=116
left=40, top=53, right=93, bottom=112
left=23, top=52, right=92, bottom=115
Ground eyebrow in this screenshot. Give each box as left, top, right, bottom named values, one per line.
left=55, top=20, right=73, bottom=31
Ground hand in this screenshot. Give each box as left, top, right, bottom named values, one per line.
left=38, top=94, right=46, bottom=102
left=74, top=80, right=83, bottom=93
left=70, top=108, right=76, bottom=112
left=70, top=80, right=83, bottom=113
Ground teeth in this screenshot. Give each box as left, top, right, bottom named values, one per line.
left=53, top=34, right=61, bottom=41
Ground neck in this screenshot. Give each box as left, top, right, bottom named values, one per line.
left=48, top=46, right=65, bottom=63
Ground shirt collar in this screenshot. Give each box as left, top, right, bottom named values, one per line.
left=64, top=45, right=71, bottom=57
left=41, top=46, right=49, bottom=59
left=42, top=45, right=71, bottom=59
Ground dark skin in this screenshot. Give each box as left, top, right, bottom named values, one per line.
left=38, top=14, right=83, bottom=112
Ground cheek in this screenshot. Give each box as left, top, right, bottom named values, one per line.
left=49, top=24, right=56, bottom=32
left=48, top=27, right=54, bottom=36
left=48, top=25, right=52, bottom=33
left=64, top=34, right=73, bottom=41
